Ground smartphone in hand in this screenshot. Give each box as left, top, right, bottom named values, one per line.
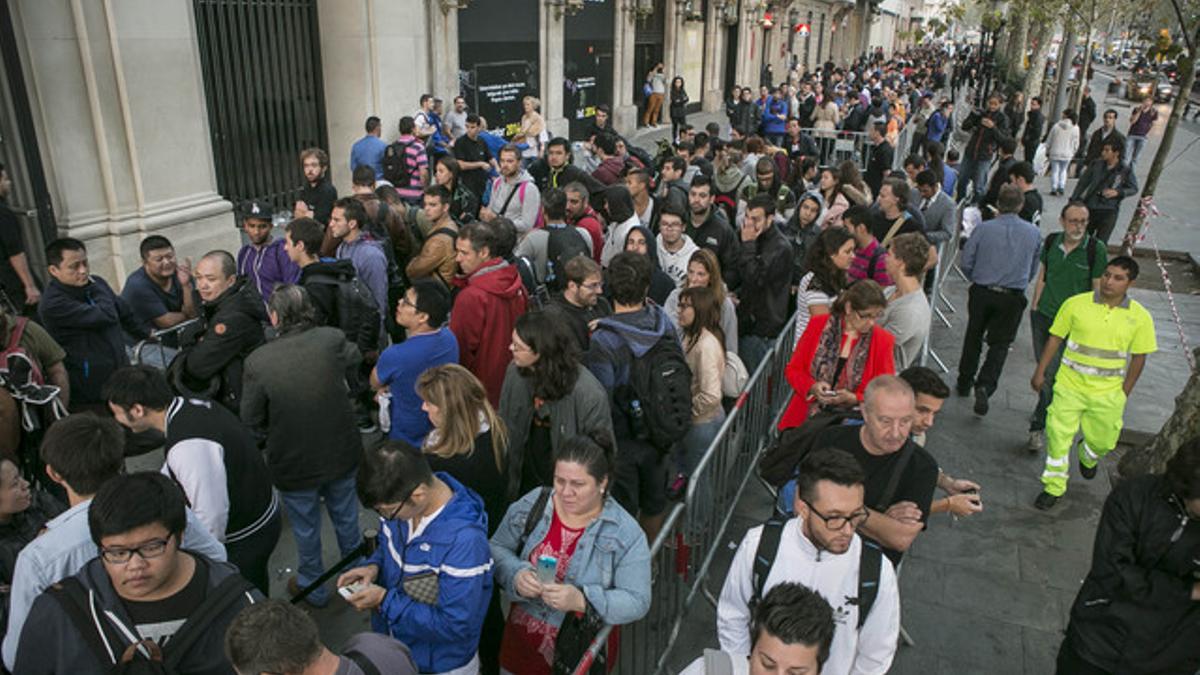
left=536, top=555, right=558, bottom=585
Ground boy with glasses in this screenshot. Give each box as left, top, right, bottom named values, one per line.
left=14, top=472, right=259, bottom=674
left=718, top=447, right=900, bottom=675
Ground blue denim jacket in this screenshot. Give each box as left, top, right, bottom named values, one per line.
left=490, top=488, right=651, bottom=628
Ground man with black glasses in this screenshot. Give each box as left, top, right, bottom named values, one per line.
left=14, top=472, right=259, bottom=674
left=718, top=447, right=900, bottom=674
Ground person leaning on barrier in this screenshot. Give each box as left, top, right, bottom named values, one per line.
left=338, top=441, right=492, bottom=675
left=898, top=366, right=983, bottom=518
left=490, top=434, right=651, bottom=675
left=173, top=250, right=267, bottom=413
left=718, top=447, right=899, bottom=674
left=226, top=599, right=418, bottom=675
left=1056, top=436, right=1200, bottom=675
left=121, top=234, right=199, bottom=353
left=684, top=582, right=835, bottom=675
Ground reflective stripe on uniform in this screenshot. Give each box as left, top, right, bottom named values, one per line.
left=1062, top=356, right=1126, bottom=378
left=1081, top=441, right=1101, bottom=462
left=1067, top=339, right=1129, bottom=360
left=1041, top=469, right=1070, bottom=479
left=1044, top=455, right=1069, bottom=468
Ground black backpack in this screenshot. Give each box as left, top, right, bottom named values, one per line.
left=544, top=224, right=590, bottom=291
left=48, top=574, right=255, bottom=674
left=606, top=328, right=692, bottom=452
left=749, top=518, right=883, bottom=630
left=382, top=140, right=417, bottom=186
left=305, top=270, right=382, bottom=354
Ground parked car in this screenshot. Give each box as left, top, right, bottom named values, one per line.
left=1127, top=74, right=1157, bottom=101
left=1155, top=80, right=1174, bottom=103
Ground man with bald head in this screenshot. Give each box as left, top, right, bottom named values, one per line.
left=811, top=375, right=940, bottom=565
left=175, top=250, right=267, bottom=412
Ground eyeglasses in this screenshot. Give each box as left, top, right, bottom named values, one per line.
left=378, top=488, right=416, bottom=521
left=397, top=295, right=415, bottom=309
left=99, top=535, right=173, bottom=564
left=802, top=500, right=869, bottom=530
left=852, top=308, right=883, bottom=322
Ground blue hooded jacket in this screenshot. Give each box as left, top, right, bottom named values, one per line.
left=366, top=472, right=493, bottom=674
left=584, top=304, right=679, bottom=393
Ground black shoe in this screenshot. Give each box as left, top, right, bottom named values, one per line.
left=1079, top=459, right=1097, bottom=480
left=1034, top=491, right=1060, bottom=510
left=973, top=386, right=989, bottom=416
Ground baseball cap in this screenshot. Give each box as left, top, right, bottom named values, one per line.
left=241, top=199, right=272, bottom=221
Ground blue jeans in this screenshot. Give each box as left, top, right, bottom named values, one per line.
left=677, top=411, right=726, bottom=476
left=1126, top=135, right=1147, bottom=167
left=956, top=155, right=991, bottom=204
left=1029, top=309, right=1064, bottom=432
left=739, top=335, right=771, bottom=373
left=279, top=468, right=363, bottom=606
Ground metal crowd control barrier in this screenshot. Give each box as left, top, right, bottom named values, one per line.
left=572, top=314, right=800, bottom=675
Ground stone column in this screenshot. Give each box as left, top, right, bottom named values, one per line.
left=427, top=3, right=461, bottom=103
left=11, top=0, right=236, bottom=283
left=540, top=1, right=568, bottom=138
left=701, top=4, right=725, bottom=111
left=663, top=0, right=678, bottom=81
left=613, top=2, right=639, bottom=133
left=319, top=0, right=431, bottom=195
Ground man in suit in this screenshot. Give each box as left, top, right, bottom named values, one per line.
left=915, top=170, right=956, bottom=294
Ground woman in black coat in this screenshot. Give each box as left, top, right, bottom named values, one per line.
left=0, top=457, right=65, bottom=635
left=669, top=76, right=689, bottom=143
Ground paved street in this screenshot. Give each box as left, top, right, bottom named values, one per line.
left=125, top=71, right=1200, bottom=671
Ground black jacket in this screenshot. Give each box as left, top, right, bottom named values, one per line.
left=1085, top=127, right=1126, bottom=164
left=1066, top=475, right=1200, bottom=674
left=688, top=209, right=741, bottom=291
left=736, top=223, right=792, bottom=338
left=1071, top=159, right=1138, bottom=213
left=961, top=108, right=1011, bottom=162
left=38, top=277, right=143, bottom=407
left=299, top=178, right=337, bottom=225
left=864, top=141, right=894, bottom=197
left=0, top=491, right=64, bottom=635
left=177, top=277, right=266, bottom=412
left=298, top=259, right=378, bottom=354
left=1022, top=109, right=1045, bottom=147
left=731, top=100, right=760, bottom=137
left=14, top=554, right=261, bottom=675
left=241, top=325, right=361, bottom=491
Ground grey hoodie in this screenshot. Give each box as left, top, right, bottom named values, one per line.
left=489, top=169, right=541, bottom=233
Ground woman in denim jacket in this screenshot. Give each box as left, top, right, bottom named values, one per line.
left=490, top=435, right=651, bottom=675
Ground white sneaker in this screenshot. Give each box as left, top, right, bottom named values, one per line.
left=1027, top=430, right=1046, bottom=453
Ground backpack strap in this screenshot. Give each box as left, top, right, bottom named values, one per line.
left=880, top=216, right=906, bottom=246
left=48, top=577, right=118, bottom=666
left=6, top=317, right=27, bottom=353
left=343, top=649, right=384, bottom=675
left=749, top=518, right=787, bottom=612
left=497, top=179, right=523, bottom=217
left=163, top=573, right=256, bottom=670
left=857, top=538, right=884, bottom=629
left=517, top=486, right=552, bottom=555
left=873, top=441, right=915, bottom=511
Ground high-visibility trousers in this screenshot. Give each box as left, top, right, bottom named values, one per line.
left=1041, top=382, right=1126, bottom=497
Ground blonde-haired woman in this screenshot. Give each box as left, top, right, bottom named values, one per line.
left=417, top=363, right=507, bottom=535
left=515, top=95, right=547, bottom=161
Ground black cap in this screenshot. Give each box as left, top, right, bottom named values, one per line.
left=241, top=199, right=272, bottom=221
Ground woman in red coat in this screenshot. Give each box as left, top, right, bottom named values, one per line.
left=778, top=280, right=896, bottom=429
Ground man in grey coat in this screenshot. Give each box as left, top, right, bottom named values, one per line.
left=240, top=284, right=363, bottom=608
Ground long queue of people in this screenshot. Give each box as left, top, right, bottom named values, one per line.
left=0, top=40, right=1190, bottom=675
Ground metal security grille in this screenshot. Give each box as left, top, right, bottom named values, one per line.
left=193, top=0, right=327, bottom=210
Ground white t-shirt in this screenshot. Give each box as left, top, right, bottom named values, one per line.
left=793, top=271, right=834, bottom=346
left=657, top=235, right=700, bottom=289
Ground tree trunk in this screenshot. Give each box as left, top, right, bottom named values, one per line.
left=1118, top=348, right=1200, bottom=478
left=1024, top=20, right=1056, bottom=101
left=1071, top=0, right=1097, bottom=117
left=1121, top=30, right=1199, bottom=252
left=1010, top=14, right=1030, bottom=79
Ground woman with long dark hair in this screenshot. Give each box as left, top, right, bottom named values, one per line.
left=663, top=248, right=739, bottom=354
left=793, top=227, right=857, bottom=345
left=433, top=155, right=480, bottom=223
left=817, top=165, right=850, bottom=228
left=676, top=286, right=727, bottom=478
left=499, top=311, right=614, bottom=501
left=669, top=76, right=689, bottom=142
left=778, top=279, right=896, bottom=429
left=837, top=159, right=873, bottom=206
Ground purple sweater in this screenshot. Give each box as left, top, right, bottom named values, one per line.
left=237, top=238, right=300, bottom=303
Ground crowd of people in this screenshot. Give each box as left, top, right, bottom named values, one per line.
left=0, top=35, right=1190, bottom=675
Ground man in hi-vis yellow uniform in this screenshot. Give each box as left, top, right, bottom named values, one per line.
left=1031, top=256, right=1156, bottom=509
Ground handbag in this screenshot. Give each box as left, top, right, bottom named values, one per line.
left=551, top=604, right=606, bottom=675
left=722, top=350, right=749, bottom=397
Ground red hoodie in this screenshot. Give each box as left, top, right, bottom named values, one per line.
left=450, top=259, right=528, bottom=405
left=567, top=206, right=605, bottom=263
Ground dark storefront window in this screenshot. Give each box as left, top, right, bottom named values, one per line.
left=563, top=0, right=614, bottom=140
left=459, top=2, right=540, bottom=137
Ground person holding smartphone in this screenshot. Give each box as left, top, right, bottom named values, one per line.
left=489, top=436, right=650, bottom=675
